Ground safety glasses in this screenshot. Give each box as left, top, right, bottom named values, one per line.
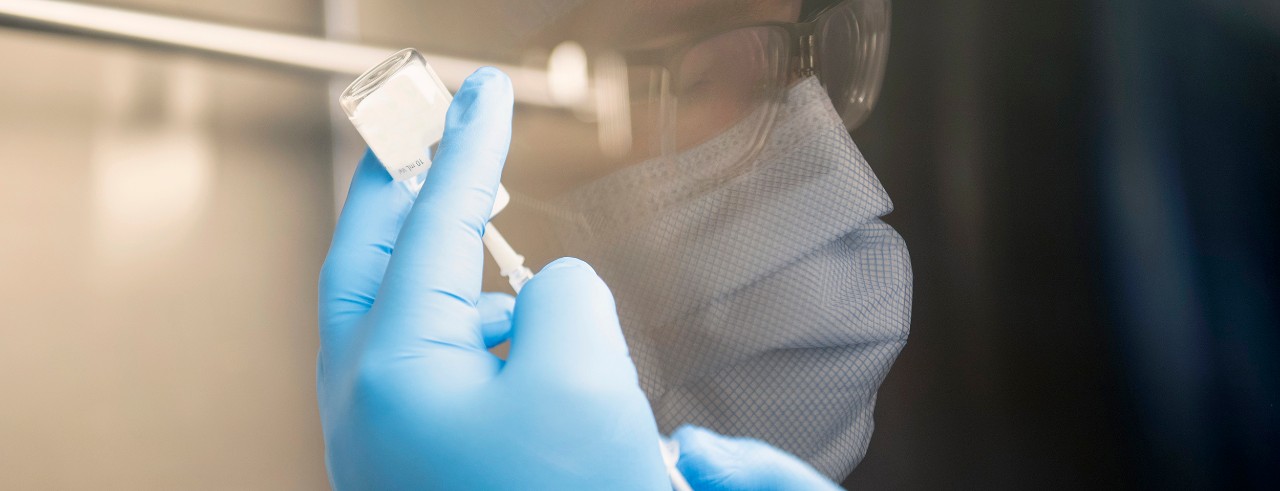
left=596, top=0, right=891, bottom=169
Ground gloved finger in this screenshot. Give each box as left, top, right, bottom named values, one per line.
left=672, top=426, right=842, bottom=491
left=503, top=258, right=636, bottom=383
left=319, top=150, right=421, bottom=333
left=478, top=292, right=515, bottom=348
left=368, top=67, right=513, bottom=352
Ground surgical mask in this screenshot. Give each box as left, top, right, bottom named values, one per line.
left=517, top=77, right=912, bottom=479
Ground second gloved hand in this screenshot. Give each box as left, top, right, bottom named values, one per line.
left=317, top=68, right=669, bottom=490
left=673, top=425, right=845, bottom=491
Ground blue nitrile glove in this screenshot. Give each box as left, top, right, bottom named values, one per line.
left=317, top=67, right=669, bottom=490
left=673, top=426, right=844, bottom=491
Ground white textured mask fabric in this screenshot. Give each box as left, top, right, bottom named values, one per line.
left=541, top=77, right=912, bottom=479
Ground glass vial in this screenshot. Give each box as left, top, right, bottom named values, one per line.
left=340, top=48, right=451, bottom=181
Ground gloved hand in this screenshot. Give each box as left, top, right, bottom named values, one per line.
left=673, top=425, right=844, bottom=491
left=317, top=67, right=669, bottom=490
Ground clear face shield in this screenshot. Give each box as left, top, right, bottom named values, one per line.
left=491, top=0, right=907, bottom=480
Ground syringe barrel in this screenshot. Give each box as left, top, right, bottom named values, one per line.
left=481, top=225, right=524, bottom=276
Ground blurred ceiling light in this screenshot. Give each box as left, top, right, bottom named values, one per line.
left=91, top=53, right=212, bottom=261
left=547, top=41, right=590, bottom=108
left=0, top=0, right=559, bottom=108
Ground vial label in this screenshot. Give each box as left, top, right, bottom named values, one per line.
left=345, top=52, right=452, bottom=181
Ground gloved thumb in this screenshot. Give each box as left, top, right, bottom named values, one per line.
left=672, top=425, right=843, bottom=491
left=477, top=291, right=515, bottom=348
left=502, top=258, right=638, bottom=385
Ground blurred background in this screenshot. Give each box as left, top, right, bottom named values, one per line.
left=0, top=0, right=1276, bottom=489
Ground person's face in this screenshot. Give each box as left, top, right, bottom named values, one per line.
left=506, top=0, right=804, bottom=197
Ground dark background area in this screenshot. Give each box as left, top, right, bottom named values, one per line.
left=844, top=0, right=1278, bottom=488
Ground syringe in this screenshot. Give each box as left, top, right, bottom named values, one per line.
left=341, top=47, right=691, bottom=489
left=339, top=48, right=532, bottom=293
left=481, top=222, right=535, bottom=293
left=478, top=181, right=533, bottom=292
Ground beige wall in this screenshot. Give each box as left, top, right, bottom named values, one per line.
left=0, top=2, right=335, bottom=489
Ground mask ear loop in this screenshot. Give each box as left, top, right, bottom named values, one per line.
left=505, top=188, right=593, bottom=241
